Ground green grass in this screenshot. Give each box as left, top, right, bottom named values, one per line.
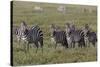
left=12, top=1, right=97, bottom=66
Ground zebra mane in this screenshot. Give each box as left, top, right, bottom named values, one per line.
left=31, top=25, right=40, bottom=29
left=31, top=25, right=35, bottom=29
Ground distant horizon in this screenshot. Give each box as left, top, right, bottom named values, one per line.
left=12, top=0, right=98, bottom=6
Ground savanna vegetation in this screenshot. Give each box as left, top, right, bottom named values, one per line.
left=12, top=1, right=97, bottom=66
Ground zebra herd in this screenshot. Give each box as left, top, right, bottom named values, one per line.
left=14, top=21, right=97, bottom=53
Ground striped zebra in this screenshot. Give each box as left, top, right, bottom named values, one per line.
left=81, top=24, right=90, bottom=47
left=65, top=23, right=85, bottom=48
left=15, top=21, right=28, bottom=45
left=50, top=24, right=68, bottom=49
left=82, top=24, right=97, bottom=47
left=65, top=23, right=77, bottom=48
left=22, top=25, right=43, bottom=53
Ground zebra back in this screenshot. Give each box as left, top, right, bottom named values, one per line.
left=28, top=25, right=43, bottom=42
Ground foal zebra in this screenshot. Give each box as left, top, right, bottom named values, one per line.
left=50, top=24, right=68, bottom=49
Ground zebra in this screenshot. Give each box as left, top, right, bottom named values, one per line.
left=65, top=23, right=76, bottom=36
left=22, top=25, right=43, bottom=53
left=65, top=23, right=77, bottom=48
left=65, top=23, right=85, bottom=48
left=15, top=21, right=28, bottom=45
left=82, top=24, right=97, bottom=47
left=13, top=25, right=19, bottom=35
left=50, top=24, right=68, bottom=49
left=81, top=24, right=90, bottom=47
left=86, top=31, right=97, bottom=47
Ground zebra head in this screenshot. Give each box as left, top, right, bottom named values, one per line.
left=50, top=24, right=57, bottom=31
left=65, top=23, right=71, bottom=35
left=50, top=24, right=56, bottom=36
left=65, top=23, right=76, bottom=36
left=19, top=21, right=28, bottom=40
left=50, top=24, right=62, bottom=36
left=20, top=21, right=28, bottom=31
left=82, top=24, right=91, bottom=37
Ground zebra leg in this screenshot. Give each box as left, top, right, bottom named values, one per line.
left=83, top=40, right=86, bottom=47
left=78, top=37, right=83, bottom=48
left=18, top=39, right=20, bottom=45
left=72, top=42, right=75, bottom=48
left=92, top=41, right=95, bottom=47
left=24, top=41, right=27, bottom=53
left=17, top=39, right=21, bottom=49
left=24, top=42, right=29, bottom=53
left=34, top=42, right=39, bottom=53
left=63, top=41, right=68, bottom=49
left=86, top=40, right=88, bottom=47
left=65, top=40, right=68, bottom=48
left=79, top=42, right=82, bottom=48
left=88, top=41, right=91, bottom=47
left=78, top=42, right=81, bottom=48
left=17, top=36, right=21, bottom=46
left=84, top=37, right=89, bottom=47
left=39, top=38, right=43, bottom=53
left=22, top=40, right=25, bottom=52
left=70, top=39, right=73, bottom=48
left=27, top=42, right=29, bottom=51
left=79, top=39, right=85, bottom=48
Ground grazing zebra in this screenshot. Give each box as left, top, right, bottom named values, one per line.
left=50, top=24, right=68, bottom=49
left=65, top=23, right=85, bottom=48
left=23, top=25, right=43, bottom=53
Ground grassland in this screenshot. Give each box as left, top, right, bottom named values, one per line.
left=12, top=1, right=97, bottom=66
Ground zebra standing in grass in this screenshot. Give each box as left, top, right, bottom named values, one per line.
left=15, top=21, right=28, bottom=45
left=22, top=25, right=43, bottom=53
left=65, top=23, right=85, bottom=48
left=82, top=24, right=97, bottom=47
left=15, top=21, right=43, bottom=52
left=65, top=23, right=76, bottom=48
left=81, top=24, right=90, bottom=47
left=86, top=31, right=97, bottom=47
left=50, top=24, right=68, bottom=49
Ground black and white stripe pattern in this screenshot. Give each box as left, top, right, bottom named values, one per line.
left=15, top=21, right=28, bottom=44
left=82, top=24, right=97, bottom=47
left=50, top=24, right=68, bottom=49
left=81, top=24, right=91, bottom=47
left=86, top=31, right=97, bottom=47
left=15, top=21, right=43, bottom=52
left=23, top=25, right=43, bottom=52
left=65, top=23, right=85, bottom=48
